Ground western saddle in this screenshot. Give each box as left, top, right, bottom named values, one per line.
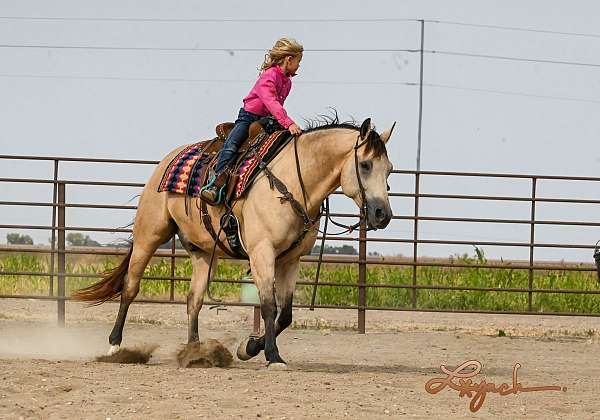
left=196, top=117, right=283, bottom=259
left=202, top=118, right=278, bottom=202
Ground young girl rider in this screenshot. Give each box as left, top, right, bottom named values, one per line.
left=200, top=37, right=304, bottom=205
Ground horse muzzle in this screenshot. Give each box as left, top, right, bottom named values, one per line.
left=366, top=199, right=392, bottom=230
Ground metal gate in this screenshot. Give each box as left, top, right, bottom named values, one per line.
left=1, top=154, right=599, bottom=334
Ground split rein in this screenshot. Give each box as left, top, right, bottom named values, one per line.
left=263, top=131, right=374, bottom=250
left=309, top=133, right=373, bottom=309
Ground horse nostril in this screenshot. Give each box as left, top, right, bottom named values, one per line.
left=375, top=208, right=385, bottom=221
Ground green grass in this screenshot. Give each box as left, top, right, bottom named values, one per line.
left=1, top=250, right=599, bottom=314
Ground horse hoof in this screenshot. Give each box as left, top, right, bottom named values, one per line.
left=267, top=362, right=288, bottom=370
left=107, top=345, right=120, bottom=356
left=236, top=337, right=253, bottom=361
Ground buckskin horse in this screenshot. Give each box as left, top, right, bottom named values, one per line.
left=74, top=116, right=395, bottom=368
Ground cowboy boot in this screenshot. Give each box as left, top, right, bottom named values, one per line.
left=200, top=170, right=229, bottom=205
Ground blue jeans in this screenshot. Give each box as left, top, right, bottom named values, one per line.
left=215, top=108, right=262, bottom=173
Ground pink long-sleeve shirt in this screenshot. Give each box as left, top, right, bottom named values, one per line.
left=243, top=65, right=295, bottom=129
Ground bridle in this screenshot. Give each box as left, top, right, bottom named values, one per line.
left=308, top=131, right=375, bottom=309
left=288, top=130, right=380, bottom=311
left=313, top=131, right=377, bottom=238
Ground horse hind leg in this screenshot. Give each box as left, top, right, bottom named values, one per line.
left=107, top=214, right=176, bottom=354
left=106, top=239, right=171, bottom=354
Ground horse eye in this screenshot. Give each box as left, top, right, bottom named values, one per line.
left=360, top=161, right=372, bottom=171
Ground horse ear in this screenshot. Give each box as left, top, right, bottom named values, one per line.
left=359, top=118, right=372, bottom=139
left=379, top=122, right=396, bottom=144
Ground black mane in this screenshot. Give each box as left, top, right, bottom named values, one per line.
left=303, top=111, right=362, bottom=134
left=302, top=111, right=387, bottom=158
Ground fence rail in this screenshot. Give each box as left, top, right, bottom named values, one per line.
left=1, top=154, right=600, bottom=333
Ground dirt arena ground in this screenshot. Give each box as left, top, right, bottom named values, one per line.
left=1, top=300, right=599, bottom=419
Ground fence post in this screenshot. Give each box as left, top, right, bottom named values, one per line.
left=358, top=219, right=367, bottom=334
left=49, top=160, right=59, bottom=296
left=57, top=182, right=66, bottom=326
left=528, top=177, right=537, bottom=312
left=412, top=172, right=420, bottom=308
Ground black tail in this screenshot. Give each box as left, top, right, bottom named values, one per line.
left=72, top=246, right=133, bottom=306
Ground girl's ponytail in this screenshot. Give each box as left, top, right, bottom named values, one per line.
left=260, top=37, right=304, bottom=73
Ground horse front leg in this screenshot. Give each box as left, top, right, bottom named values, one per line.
left=186, top=250, right=214, bottom=343
left=237, top=257, right=299, bottom=365
left=244, top=242, right=286, bottom=366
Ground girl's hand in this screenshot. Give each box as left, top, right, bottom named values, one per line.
left=289, top=123, right=303, bottom=135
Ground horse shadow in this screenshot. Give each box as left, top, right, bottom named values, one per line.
left=230, top=360, right=516, bottom=376
left=231, top=360, right=441, bottom=375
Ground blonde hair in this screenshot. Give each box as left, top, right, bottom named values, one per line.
left=260, top=37, right=304, bottom=72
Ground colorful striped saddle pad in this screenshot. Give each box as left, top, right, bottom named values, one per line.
left=157, top=140, right=214, bottom=197
left=157, top=130, right=292, bottom=201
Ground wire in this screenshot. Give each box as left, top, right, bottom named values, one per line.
left=426, top=19, right=600, bottom=40
left=3, top=15, right=599, bottom=40
left=0, top=74, right=249, bottom=83
left=1, top=73, right=596, bottom=105
left=0, top=16, right=419, bottom=23
left=0, top=44, right=418, bottom=53
left=425, top=49, right=600, bottom=69
left=424, top=83, right=600, bottom=105
left=0, top=73, right=415, bottom=86
left=2, top=42, right=598, bottom=69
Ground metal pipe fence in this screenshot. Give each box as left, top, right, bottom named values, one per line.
left=1, top=154, right=599, bottom=334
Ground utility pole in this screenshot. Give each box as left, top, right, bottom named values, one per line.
left=416, top=19, right=425, bottom=171
left=412, top=20, right=425, bottom=308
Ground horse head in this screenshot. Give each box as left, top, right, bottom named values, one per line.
left=340, top=118, right=394, bottom=230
